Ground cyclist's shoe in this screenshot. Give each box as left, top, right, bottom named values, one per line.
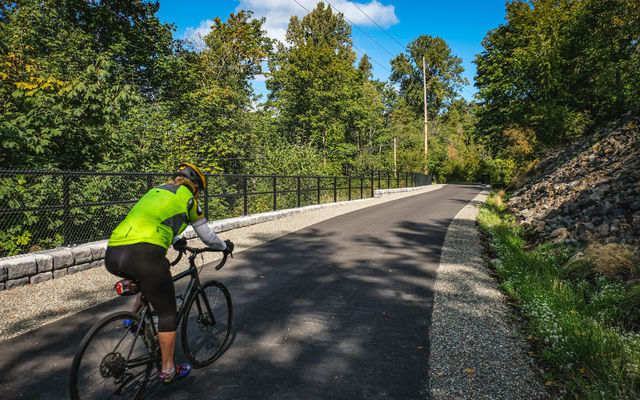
left=159, top=363, right=191, bottom=384
left=123, top=319, right=139, bottom=336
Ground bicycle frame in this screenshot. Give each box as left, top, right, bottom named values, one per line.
left=172, top=249, right=224, bottom=327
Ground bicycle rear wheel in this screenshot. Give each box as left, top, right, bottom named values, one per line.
left=69, top=311, right=156, bottom=400
left=181, top=280, right=232, bottom=368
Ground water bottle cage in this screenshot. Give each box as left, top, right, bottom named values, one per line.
left=114, top=279, right=140, bottom=296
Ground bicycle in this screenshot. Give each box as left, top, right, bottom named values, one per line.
left=69, top=245, right=233, bottom=399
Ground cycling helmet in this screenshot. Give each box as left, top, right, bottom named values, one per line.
left=174, top=163, right=207, bottom=191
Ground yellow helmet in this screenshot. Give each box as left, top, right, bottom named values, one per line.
left=174, top=163, right=207, bottom=191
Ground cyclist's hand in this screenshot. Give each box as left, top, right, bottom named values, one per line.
left=223, top=239, right=234, bottom=257
left=173, top=237, right=188, bottom=251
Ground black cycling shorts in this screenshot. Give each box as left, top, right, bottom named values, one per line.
left=105, top=243, right=177, bottom=332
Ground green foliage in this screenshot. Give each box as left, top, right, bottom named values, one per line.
left=161, top=11, right=273, bottom=174
left=479, top=191, right=640, bottom=399
left=390, top=35, right=468, bottom=121
left=248, top=144, right=332, bottom=176
left=0, top=0, right=177, bottom=170
left=266, top=2, right=363, bottom=170
left=620, top=286, right=640, bottom=329
left=486, top=158, right=517, bottom=187
left=475, top=0, right=640, bottom=155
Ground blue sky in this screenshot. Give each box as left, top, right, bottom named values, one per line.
left=155, top=0, right=509, bottom=102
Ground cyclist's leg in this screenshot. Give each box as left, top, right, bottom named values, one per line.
left=158, top=331, right=176, bottom=371
left=105, top=243, right=188, bottom=380
left=129, top=246, right=183, bottom=374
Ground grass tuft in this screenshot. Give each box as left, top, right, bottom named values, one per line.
left=564, top=243, right=639, bottom=283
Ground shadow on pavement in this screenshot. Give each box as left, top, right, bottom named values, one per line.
left=0, top=185, right=484, bottom=400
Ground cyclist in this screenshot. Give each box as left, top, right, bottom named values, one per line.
left=104, top=163, right=234, bottom=384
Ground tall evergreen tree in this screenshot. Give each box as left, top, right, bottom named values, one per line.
left=266, top=2, right=361, bottom=168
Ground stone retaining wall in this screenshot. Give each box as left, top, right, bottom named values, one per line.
left=0, top=242, right=107, bottom=290
left=0, top=186, right=439, bottom=290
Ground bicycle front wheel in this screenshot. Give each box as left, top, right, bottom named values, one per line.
left=69, top=311, right=155, bottom=400
left=181, top=280, right=232, bottom=368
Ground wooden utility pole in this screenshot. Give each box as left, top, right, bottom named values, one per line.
left=422, top=56, right=428, bottom=174
left=393, top=137, right=397, bottom=177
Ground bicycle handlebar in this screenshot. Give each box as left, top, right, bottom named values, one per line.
left=169, top=246, right=229, bottom=270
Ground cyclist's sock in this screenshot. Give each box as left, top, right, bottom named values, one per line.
left=162, top=368, right=175, bottom=378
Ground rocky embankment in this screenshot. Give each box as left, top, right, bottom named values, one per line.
left=507, top=113, right=640, bottom=247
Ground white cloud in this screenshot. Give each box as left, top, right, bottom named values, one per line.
left=240, top=0, right=400, bottom=43
left=182, top=1, right=399, bottom=49
left=182, top=19, right=214, bottom=49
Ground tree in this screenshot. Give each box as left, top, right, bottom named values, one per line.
left=0, top=0, right=176, bottom=170
left=157, top=11, right=273, bottom=174
left=390, top=35, right=468, bottom=121
left=266, top=2, right=362, bottom=168
left=474, top=0, right=640, bottom=155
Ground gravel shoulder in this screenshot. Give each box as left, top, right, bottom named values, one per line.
left=429, top=190, right=552, bottom=399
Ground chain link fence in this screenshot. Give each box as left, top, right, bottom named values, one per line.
left=0, top=169, right=431, bottom=258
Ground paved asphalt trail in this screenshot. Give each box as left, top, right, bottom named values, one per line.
left=0, top=185, right=483, bottom=399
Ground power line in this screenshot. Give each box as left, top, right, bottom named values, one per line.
left=291, top=0, right=391, bottom=73
left=324, top=0, right=395, bottom=57
left=461, top=86, right=476, bottom=99
left=352, top=46, right=391, bottom=73
left=292, top=0, right=312, bottom=13
left=351, top=2, right=405, bottom=51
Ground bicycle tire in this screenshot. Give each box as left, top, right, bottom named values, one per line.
left=181, top=280, right=232, bottom=368
left=69, top=311, right=155, bottom=400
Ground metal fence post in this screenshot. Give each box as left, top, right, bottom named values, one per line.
left=377, top=171, right=381, bottom=190
left=333, top=177, right=337, bottom=202
left=243, top=176, right=248, bottom=215
left=371, top=170, right=374, bottom=197
left=62, top=172, right=71, bottom=245
left=317, top=177, right=321, bottom=204
left=387, top=171, right=390, bottom=189
left=273, top=176, right=277, bottom=211
left=360, top=177, right=363, bottom=199
left=348, top=177, right=352, bottom=201
left=297, top=176, right=301, bottom=207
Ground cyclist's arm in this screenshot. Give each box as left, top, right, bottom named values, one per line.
left=186, top=197, right=227, bottom=251
left=191, top=219, right=226, bottom=250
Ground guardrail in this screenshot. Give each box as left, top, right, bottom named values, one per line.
left=0, top=169, right=431, bottom=258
